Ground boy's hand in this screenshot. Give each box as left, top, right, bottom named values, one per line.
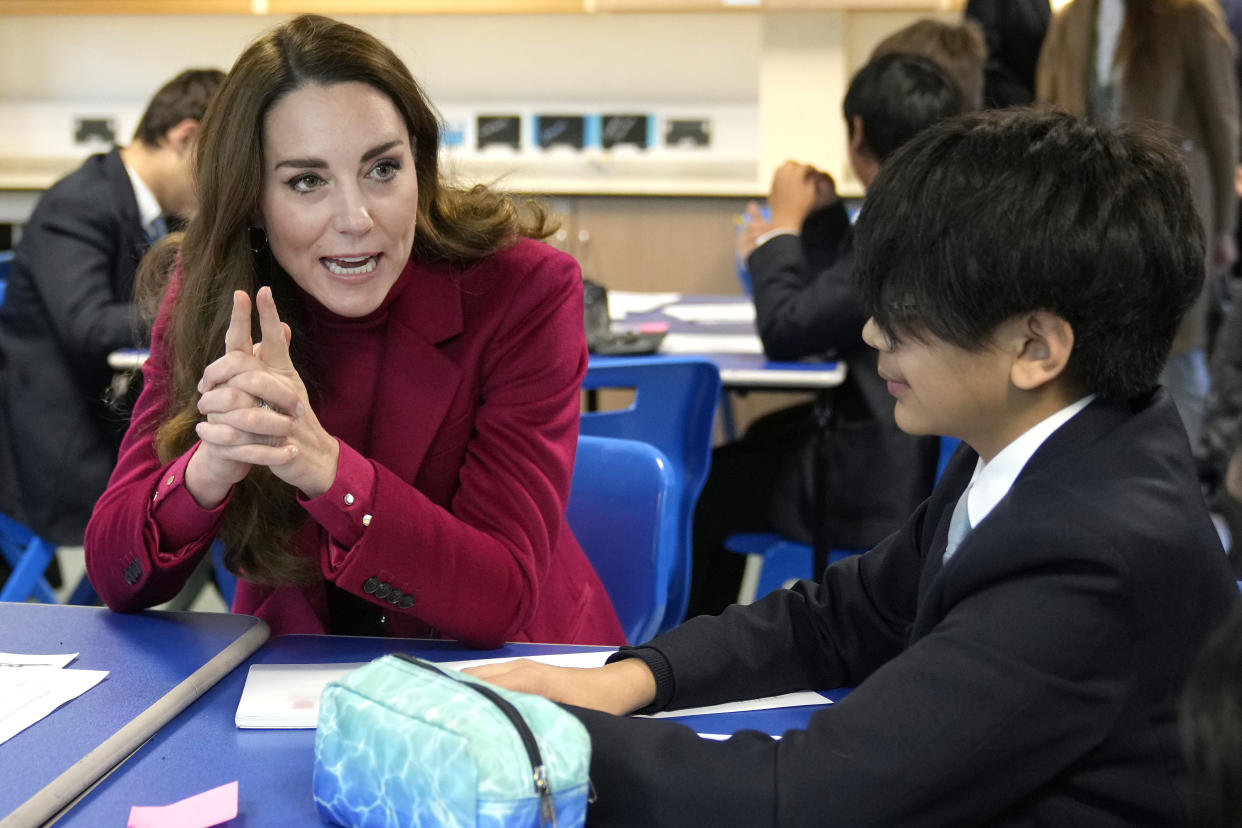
left=465, top=657, right=657, bottom=716
left=767, top=160, right=838, bottom=231
left=736, top=201, right=771, bottom=263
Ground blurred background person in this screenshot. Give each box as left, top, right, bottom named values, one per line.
left=965, top=0, right=1052, bottom=108
left=0, top=68, right=223, bottom=581
left=871, top=17, right=988, bottom=111
left=1037, top=0, right=1239, bottom=446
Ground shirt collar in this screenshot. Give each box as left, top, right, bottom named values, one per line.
left=122, top=156, right=164, bottom=230
left=963, top=395, right=1096, bottom=529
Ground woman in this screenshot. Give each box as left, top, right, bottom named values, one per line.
left=84, top=14, right=624, bottom=648
left=1036, top=0, right=1239, bottom=445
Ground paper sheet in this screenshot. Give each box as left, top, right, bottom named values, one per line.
left=234, top=651, right=833, bottom=732
left=0, top=660, right=108, bottom=746
left=641, top=691, right=832, bottom=719
left=606, top=291, right=682, bottom=319
left=235, top=652, right=618, bottom=728
left=659, top=333, right=764, bottom=355
left=128, top=780, right=239, bottom=828
left=661, top=303, right=757, bottom=323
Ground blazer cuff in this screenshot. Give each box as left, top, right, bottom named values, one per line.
left=151, top=443, right=229, bottom=553
left=607, top=646, right=676, bottom=714
left=299, top=438, right=377, bottom=569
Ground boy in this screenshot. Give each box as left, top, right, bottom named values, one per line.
left=473, top=110, right=1240, bottom=825
left=0, top=68, right=223, bottom=547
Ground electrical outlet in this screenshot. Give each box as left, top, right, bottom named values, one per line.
left=74, top=117, right=117, bottom=145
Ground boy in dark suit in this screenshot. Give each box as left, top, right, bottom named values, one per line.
left=473, top=109, right=1241, bottom=826
left=0, top=68, right=223, bottom=550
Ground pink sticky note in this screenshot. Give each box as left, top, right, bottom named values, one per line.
left=128, top=780, right=239, bottom=828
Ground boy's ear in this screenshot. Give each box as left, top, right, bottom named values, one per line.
left=849, top=115, right=868, bottom=157
left=162, top=118, right=199, bottom=156
left=1009, top=311, right=1074, bottom=392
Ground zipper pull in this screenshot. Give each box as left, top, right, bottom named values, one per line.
left=534, top=764, right=556, bottom=827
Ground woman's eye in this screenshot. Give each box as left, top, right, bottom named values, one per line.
left=288, top=173, right=323, bottom=193
left=370, top=160, right=400, bottom=182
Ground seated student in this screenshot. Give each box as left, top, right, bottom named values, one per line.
left=0, top=68, right=223, bottom=550
left=84, top=15, right=623, bottom=647
left=689, top=54, right=962, bottom=617
left=472, top=110, right=1240, bottom=825
left=1181, top=602, right=1242, bottom=828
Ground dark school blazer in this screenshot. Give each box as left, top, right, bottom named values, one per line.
left=0, top=148, right=148, bottom=544
left=569, top=389, right=1239, bottom=826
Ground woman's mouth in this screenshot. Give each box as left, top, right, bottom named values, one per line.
left=322, top=254, right=379, bottom=275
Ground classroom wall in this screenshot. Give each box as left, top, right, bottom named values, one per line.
left=0, top=9, right=952, bottom=185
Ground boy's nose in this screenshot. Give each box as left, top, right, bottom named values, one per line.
left=862, top=317, right=892, bottom=352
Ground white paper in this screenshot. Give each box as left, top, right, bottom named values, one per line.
left=0, top=664, right=108, bottom=746
left=659, top=333, right=764, bottom=355
left=640, top=690, right=832, bottom=719
left=606, top=291, right=682, bottom=319
left=235, top=651, right=618, bottom=729
left=661, top=303, right=756, bottom=324
left=0, top=651, right=78, bottom=668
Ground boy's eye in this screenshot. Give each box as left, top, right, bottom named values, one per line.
left=369, top=159, right=400, bottom=182
left=288, top=173, right=323, bottom=193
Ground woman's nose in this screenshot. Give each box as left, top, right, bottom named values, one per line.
left=332, top=188, right=374, bottom=235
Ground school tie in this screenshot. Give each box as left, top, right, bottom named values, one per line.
left=943, top=486, right=973, bottom=562
left=146, top=214, right=168, bottom=242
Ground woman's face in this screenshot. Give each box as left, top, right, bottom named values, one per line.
left=259, top=81, right=418, bottom=318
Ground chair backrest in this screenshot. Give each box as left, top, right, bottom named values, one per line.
left=0, top=249, right=12, bottom=306
left=580, top=356, right=721, bottom=632
left=568, top=435, right=678, bottom=645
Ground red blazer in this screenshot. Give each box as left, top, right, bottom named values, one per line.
left=85, top=239, right=624, bottom=648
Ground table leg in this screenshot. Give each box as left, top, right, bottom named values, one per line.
left=812, top=388, right=836, bottom=579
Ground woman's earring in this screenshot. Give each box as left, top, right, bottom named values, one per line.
left=247, top=226, right=268, bottom=254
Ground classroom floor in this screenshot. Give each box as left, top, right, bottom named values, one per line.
left=54, top=546, right=229, bottom=612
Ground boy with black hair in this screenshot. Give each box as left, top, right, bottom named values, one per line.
left=474, top=109, right=1240, bottom=826
left=690, top=54, right=964, bottom=617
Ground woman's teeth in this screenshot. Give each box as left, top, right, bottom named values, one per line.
left=324, top=256, right=377, bottom=275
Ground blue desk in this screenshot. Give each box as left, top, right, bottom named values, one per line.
left=0, top=603, right=267, bottom=828
left=65, top=634, right=841, bottom=825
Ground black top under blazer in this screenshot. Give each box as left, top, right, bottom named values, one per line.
left=569, top=390, right=1239, bottom=826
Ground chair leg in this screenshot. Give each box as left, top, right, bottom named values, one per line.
left=66, top=573, right=101, bottom=605
left=0, top=536, right=58, bottom=603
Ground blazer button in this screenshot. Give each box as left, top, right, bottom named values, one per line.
left=386, top=589, right=403, bottom=605
left=398, top=596, right=415, bottom=609
left=374, top=582, right=392, bottom=599
left=363, top=576, right=379, bottom=594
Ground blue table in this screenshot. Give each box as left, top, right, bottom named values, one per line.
left=0, top=603, right=267, bottom=828
left=64, top=634, right=843, bottom=825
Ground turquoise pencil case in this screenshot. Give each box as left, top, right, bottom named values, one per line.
left=313, top=653, right=591, bottom=828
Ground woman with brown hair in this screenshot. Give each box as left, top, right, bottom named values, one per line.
left=84, top=14, right=624, bottom=648
left=1037, top=0, right=1239, bottom=446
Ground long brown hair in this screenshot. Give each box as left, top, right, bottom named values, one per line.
left=137, top=14, right=557, bottom=584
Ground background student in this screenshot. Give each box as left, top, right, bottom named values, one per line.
left=0, top=68, right=223, bottom=556
left=473, top=110, right=1239, bottom=826
left=688, top=53, right=963, bottom=618
left=1037, top=0, right=1239, bottom=446
left=84, top=15, right=623, bottom=647
left=964, top=0, right=1051, bottom=108
left=1181, top=602, right=1242, bottom=828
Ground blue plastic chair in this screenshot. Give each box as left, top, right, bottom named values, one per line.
left=581, top=357, right=721, bottom=632
left=728, top=435, right=962, bottom=604
left=0, top=250, right=12, bottom=305
left=0, top=513, right=58, bottom=603
left=568, top=435, right=678, bottom=644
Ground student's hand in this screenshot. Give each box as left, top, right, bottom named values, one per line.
left=464, top=657, right=658, bottom=716
left=736, top=201, right=772, bottom=263
left=767, top=160, right=838, bottom=231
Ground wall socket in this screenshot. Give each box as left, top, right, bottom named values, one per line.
left=74, top=117, right=116, bottom=145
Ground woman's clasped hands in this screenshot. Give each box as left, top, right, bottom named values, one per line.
left=186, top=286, right=340, bottom=508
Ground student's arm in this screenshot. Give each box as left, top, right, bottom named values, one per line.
left=19, top=183, right=145, bottom=367
left=749, top=212, right=866, bottom=362
left=559, top=523, right=1146, bottom=826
